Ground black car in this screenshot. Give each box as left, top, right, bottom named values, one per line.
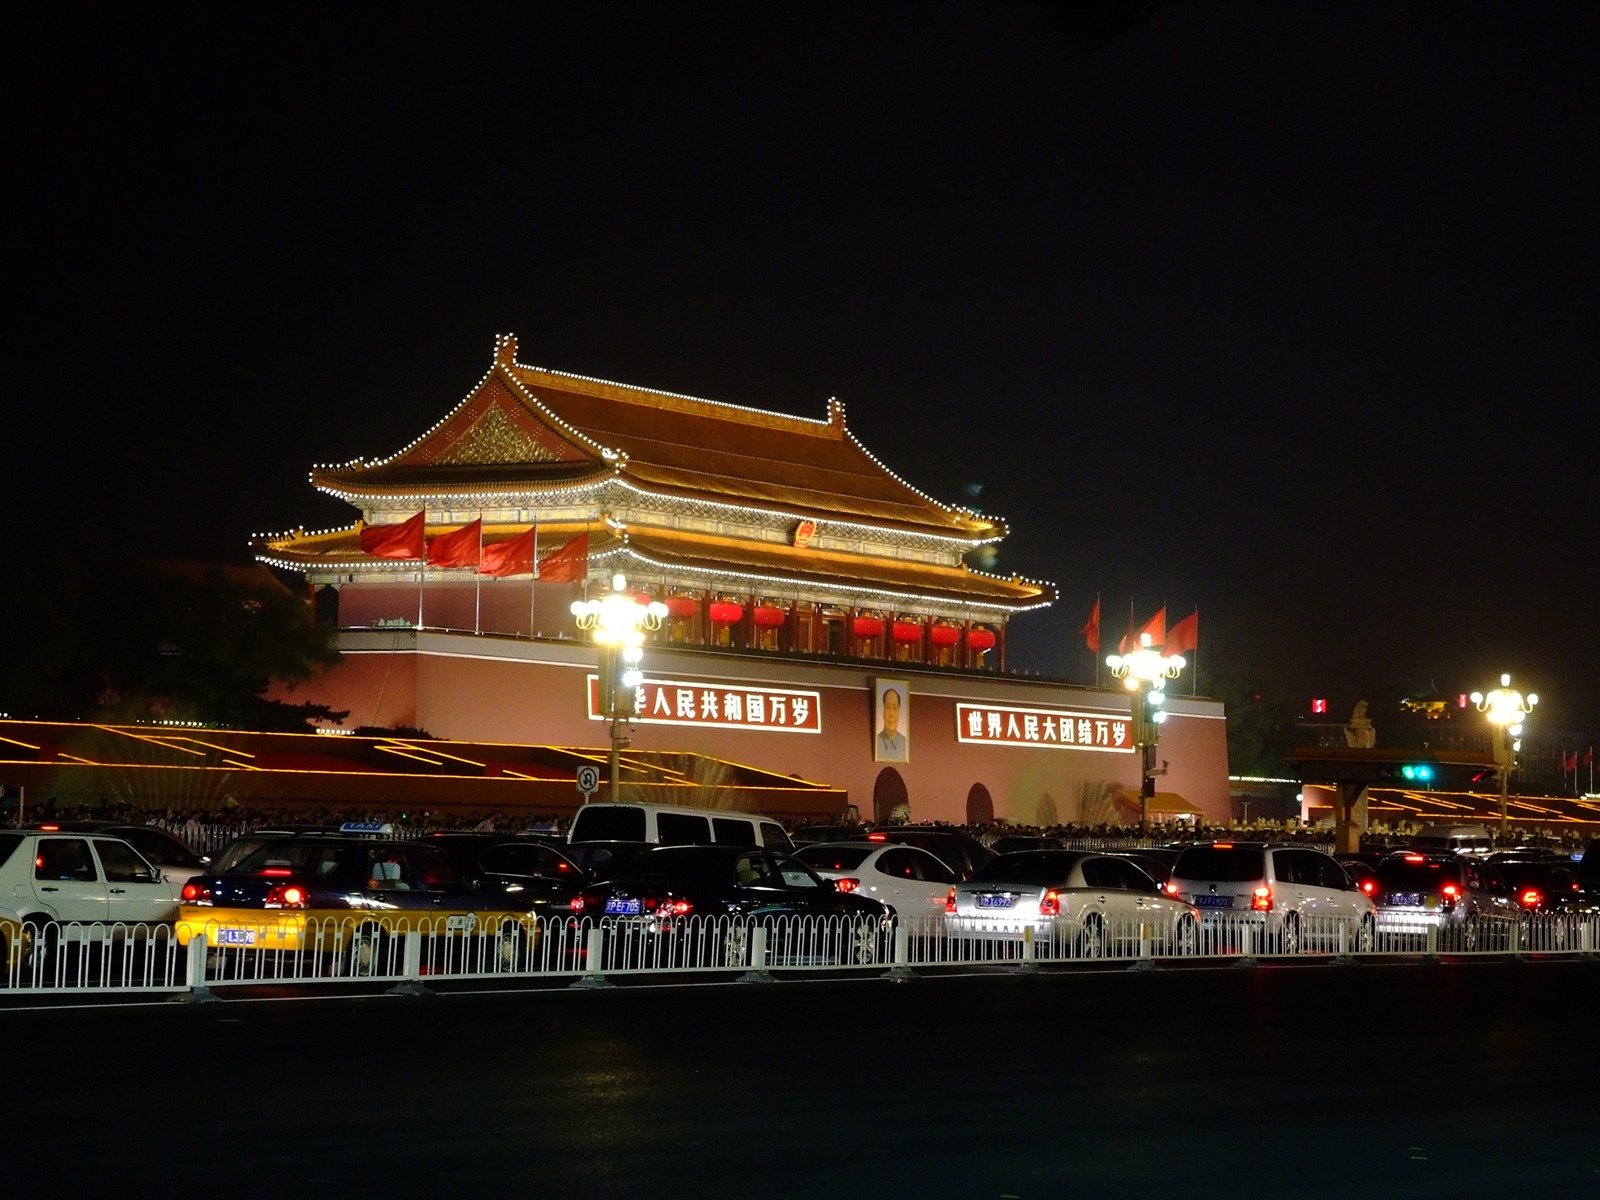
left=865, top=827, right=995, bottom=880
left=423, top=831, right=590, bottom=913
left=563, top=839, right=657, bottom=881
left=569, top=844, right=895, bottom=969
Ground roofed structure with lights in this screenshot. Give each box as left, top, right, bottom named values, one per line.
left=257, top=334, right=1054, bottom=668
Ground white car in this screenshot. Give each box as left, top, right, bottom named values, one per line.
left=794, top=840, right=960, bottom=932
left=1169, top=841, right=1377, bottom=954
left=0, top=829, right=180, bottom=968
left=944, top=849, right=1201, bottom=958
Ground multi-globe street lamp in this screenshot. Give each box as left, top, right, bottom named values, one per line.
left=1106, top=634, right=1187, bottom=830
left=571, top=574, right=667, bottom=801
left=1469, top=673, right=1537, bottom=841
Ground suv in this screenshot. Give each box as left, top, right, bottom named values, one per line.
left=0, top=829, right=181, bottom=972
left=26, top=821, right=211, bottom=889
left=1405, top=825, right=1495, bottom=857
left=1168, top=841, right=1376, bottom=954
left=568, top=802, right=794, bottom=852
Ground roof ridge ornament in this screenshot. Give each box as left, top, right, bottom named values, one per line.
left=494, top=332, right=518, bottom=367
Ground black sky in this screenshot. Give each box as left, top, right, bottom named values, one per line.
left=12, top=1, right=1600, bottom=737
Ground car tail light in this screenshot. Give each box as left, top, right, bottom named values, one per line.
left=182, top=882, right=211, bottom=903
left=1360, top=879, right=1376, bottom=896
left=1163, top=881, right=1180, bottom=896
left=1039, top=889, right=1060, bottom=917
left=1519, top=888, right=1543, bottom=908
left=945, top=887, right=957, bottom=914
left=660, top=899, right=692, bottom=916
left=570, top=895, right=586, bottom=914
left=1440, top=882, right=1460, bottom=909
left=1251, top=885, right=1273, bottom=911
left=867, top=832, right=887, bottom=841
left=265, top=884, right=307, bottom=909
left=835, top=877, right=860, bottom=893
left=1403, top=853, right=1425, bottom=863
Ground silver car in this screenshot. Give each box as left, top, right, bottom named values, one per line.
left=1372, top=850, right=1522, bottom=950
left=1169, top=842, right=1376, bottom=954
left=944, top=849, right=1201, bottom=959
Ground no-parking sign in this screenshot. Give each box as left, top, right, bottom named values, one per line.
left=575, top=764, right=601, bottom=799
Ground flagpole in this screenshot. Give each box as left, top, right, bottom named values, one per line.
left=473, top=515, right=483, bottom=635
left=529, top=525, right=539, bottom=638
left=1192, top=607, right=1199, bottom=696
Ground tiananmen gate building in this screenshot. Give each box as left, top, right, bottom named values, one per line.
left=256, top=334, right=1230, bottom=826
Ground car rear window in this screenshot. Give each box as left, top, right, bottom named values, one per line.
left=0, top=832, right=23, bottom=869
left=1173, top=846, right=1265, bottom=882
left=569, top=807, right=647, bottom=842
left=1378, top=859, right=1462, bottom=889
left=795, top=846, right=872, bottom=870
left=970, top=851, right=1082, bottom=885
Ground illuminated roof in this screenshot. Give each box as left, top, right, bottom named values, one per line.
left=307, top=334, right=1005, bottom=540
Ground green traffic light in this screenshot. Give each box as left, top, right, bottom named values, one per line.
left=1400, top=764, right=1435, bottom=782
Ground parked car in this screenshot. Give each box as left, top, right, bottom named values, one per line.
left=25, top=821, right=212, bottom=890
left=1372, top=851, right=1521, bottom=950
left=0, top=829, right=181, bottom=972
left=1334, top=857, right=1381, bottom=902
left=793, top=840, right=959, bottom=931
left=790, top=823, right=871, bottom=846
left=567, top=802, right=794, bottom=851
left=568, top=844, right=895, bottom=968
left=422, top=831, right=590, bottom=914
left=866, top=827, right=995, bottom=880
left=563, top=840, right=657, bottom=881
left=175, top=833, right=546, bottom=976
left=1168, top=841, right=1376, bottom=954
left=944, top=849, right=1201, bottom=959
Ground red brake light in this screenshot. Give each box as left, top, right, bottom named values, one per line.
left=265, top=884, right=307, bottom=909
left=1519, top=888, right=1542, bottom=908
left=867, top=832, right=888, bottom=841
left=1251, top=885, right=1273, bottom=911
left=1039, top=889, right=1060, bottom=917
left=570, top=895, right=586, bottom=914
left=181, top=882, right=209, bottom=902
left=1441, top=883, right=1460, bottom=898
left=1403, top=853, right=1425, bottom=863
left=1214, top=842, right=1234, bottom=849
left=835, top=877, right=860, bottom=893
left=1163, top=881, right=1179, bottom=896
left=1361, top=879, right=1376, bottom=895
left=661, top=899, right=692, bottom=916
left=263, top=867, right=293, bottom=876
left=39, top=824, right=60, bottom=831
left=945, top=887, right=957, bottom=914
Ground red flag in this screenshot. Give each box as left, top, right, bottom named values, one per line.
left=537, top=532, right=589, bottom=583
left=1132, top=606, right=1166, bottom=650
left=1077, top=599, right=1101, bottom=653
left=358, top=510, right=425, bottom=559
left=426, top=518, right=482, bottom=569
left=480, top=527, right=536, bottom=578
left=1165, top=610, right=1198, bottom=657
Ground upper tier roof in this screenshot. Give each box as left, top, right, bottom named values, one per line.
left=309, top=334, right=1005, bottom=542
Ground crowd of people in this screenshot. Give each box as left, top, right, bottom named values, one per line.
left=4, top=795, right=1592, bottom=858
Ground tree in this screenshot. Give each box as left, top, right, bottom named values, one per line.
left=0, top=552, right=345, bottom=731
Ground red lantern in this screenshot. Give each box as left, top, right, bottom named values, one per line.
left=708, top=601, right=743, bottom=624
left=753, top=605, right=786, bottom=629
left=967, top=627, right=997, bottom=651
left=891, top=620, right=922, bottom=643
left=665, top=596, right=699, bottom=620
left=929, top=624, right=960, bottom=647
left=852, top=615, right=884, bottom=638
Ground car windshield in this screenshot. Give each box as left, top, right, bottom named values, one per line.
left=610, top=846, right=727, bottom=881
left=795, top=846, right=872, bottom=870
left=1173, top=846, right=1265, bottom=881
left=970, top=851, right=1083, bottom=885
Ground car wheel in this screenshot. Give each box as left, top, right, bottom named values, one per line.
left=847, top=919, right=881, bottom=965
left=347, top=924, right=388, bottom=978
left=1357, top=915, right=1376, bottom=953
left=1172, top=914, right=1199, bottom=957
left=1460, top=914, right=1479, bottom=952
left=493, top=920, right=528, bottom=972
left=1077, top=915, right=1106, bottom=959
left=1279, top=915, right=1300, bottom=955
left=721, top=922, right=750, bottom=968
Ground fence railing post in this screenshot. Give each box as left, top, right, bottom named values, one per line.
left=173, top=932, right=217, bottom=1003
left=1015, top=925, right=1039, bottom=974
left=882, top=921, right=915, bottom=981
left=571, top=926, right=613, bottom=989
left=738, top=925, right=775, bottom=984
left=387, top=930, right=430, bottom=996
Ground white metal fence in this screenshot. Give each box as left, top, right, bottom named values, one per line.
left=3, top=908, right=1596, bottom=998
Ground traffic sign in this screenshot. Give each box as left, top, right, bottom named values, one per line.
left=576, top=764, right=601, bottom=799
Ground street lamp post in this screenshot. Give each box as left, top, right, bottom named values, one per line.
left=1106, top=634, right=1186, bottom=830
left=571, top=574, right=667, bottom=801
left=1469, top=673, right=1538, bottom=842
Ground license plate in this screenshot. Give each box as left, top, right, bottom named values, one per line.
left=976, top=893, right=1013, bottom=909
left=605, top=898, right=642, bottom=915
left=1389, top=893, right=1422, bottom=907
left=217, top=928, right=257, bottom=946
left=1195, top=895, right=1232, bottom=908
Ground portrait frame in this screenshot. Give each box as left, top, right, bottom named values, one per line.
left=872, top=678, right=910, bottom=763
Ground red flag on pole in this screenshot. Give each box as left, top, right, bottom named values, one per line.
left=358, top=510, right=426, bottom=559
left=1133, top=606, right=1166, bottom=650
left=1165, top=610, right=1198, bottom=657
left=1584, top=747, right=1594, bottom=767
left=426, top=518, right=482, bottom=569
left=536, top=533, right=589, bottom=583
left=1077, top=599, right=1101, bottom=653
left=479, top=527, right=536, bottom=577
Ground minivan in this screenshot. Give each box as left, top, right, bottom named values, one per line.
left=1406, top=825, right=1495, bottom=857
left=567, top=802, right=794, bottom=852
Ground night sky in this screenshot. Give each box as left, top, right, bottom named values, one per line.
left=13, top=2, right=1599, bottom=738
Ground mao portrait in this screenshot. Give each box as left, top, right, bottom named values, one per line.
left=873, top=679, right=909, bottom=763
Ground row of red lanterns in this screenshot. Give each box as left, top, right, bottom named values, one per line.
left=655, top=595, right=995, bottom=649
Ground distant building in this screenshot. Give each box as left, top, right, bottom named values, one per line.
left=257, top=334, right=1229, bottom=825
